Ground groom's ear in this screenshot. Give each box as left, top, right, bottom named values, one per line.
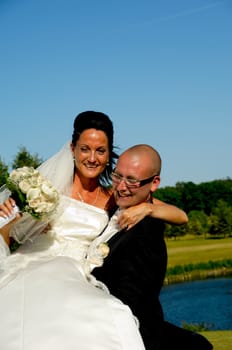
left=151, top=175, right=160, bottom=192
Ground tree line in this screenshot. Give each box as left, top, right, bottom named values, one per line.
left=155, top=178, right=232, bottom=239
left=1, top=146, right=232, bottom=239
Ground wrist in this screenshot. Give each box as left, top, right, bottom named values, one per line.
left=0, top=226, right=10, bottom=246
left=146, top=203, right=153, bottom=216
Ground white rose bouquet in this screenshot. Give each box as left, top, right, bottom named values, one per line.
left=0, top=166, right=60, bottom=228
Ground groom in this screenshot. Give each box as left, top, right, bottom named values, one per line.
left=92, top=144, right=213, bottom=350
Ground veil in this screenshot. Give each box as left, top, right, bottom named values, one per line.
left=38, top=141, right=74, bottom=196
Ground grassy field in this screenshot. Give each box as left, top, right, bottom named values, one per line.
left=166, top=236, right=232, bottom=268
left=164, top=236, right=232, bottom=350
left=201, top=331, right=232, bottom=350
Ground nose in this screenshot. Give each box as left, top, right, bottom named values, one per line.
left=88, top=151, right=96, bottom=162
left=116, top=178, right=128, bottom=190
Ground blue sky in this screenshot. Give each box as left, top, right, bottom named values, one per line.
left=0, top=0, right=231, bottom=188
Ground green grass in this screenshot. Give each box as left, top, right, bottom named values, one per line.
left=166, top=236, right=232, bottom=268
left=164, top=236, right=232, bottom=283
left=201, top=330, right=232, bottom=350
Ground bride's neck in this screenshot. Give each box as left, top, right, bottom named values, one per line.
left=71, top=172, right=112, bottom=210
left=73, top=173, right=99, bottom=192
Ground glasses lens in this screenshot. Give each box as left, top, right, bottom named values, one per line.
left=112, top=172, right=140, bottom=188
left=124, top=179, right=140, bottom=188
left=111, top=172, right=121, bottom=182
left=112, top=171, right=156, bottom=188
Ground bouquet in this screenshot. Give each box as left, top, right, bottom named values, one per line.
left=0, top=166, right=60, bottom=228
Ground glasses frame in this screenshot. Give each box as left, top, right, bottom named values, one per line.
left=111, top=171, right=158, bottom=189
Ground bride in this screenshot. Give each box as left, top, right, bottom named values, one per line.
left=0, top=111, right=187, bottom=350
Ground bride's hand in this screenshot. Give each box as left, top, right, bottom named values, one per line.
left=0, top=198, right=16, bottom=218
left=117, top=203, right=152, bottom=230
left=0, top=198, right=22, bottom=246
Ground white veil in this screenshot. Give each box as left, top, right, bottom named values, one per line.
left=38, top=141, right=74, bottom=196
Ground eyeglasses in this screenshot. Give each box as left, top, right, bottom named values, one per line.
left=111, top=171, right=157, bottom=189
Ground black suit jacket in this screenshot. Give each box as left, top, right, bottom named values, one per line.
left=92, top=216, right=213, bottom=350
left=92, top=216, right=167, bottom=350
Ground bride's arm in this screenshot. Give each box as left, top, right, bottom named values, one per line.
left=0, top=224, right=10, bottom=246
left=0, top=198, right=21, bottom=246
left=117, top=198, right=188, bottom=230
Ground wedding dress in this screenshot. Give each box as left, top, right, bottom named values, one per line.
left=0, top=196, right=145, bottom=350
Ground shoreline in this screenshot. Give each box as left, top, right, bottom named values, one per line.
left=164, top=267, right=232, bottom=285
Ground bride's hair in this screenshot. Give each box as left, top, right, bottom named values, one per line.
left=72, top=111, right=119, bottom=186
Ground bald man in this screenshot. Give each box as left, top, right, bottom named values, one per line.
left=92, top=144, right=213, bottom=350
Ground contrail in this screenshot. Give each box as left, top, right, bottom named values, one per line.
left=151, top=1, right=225, bottom=23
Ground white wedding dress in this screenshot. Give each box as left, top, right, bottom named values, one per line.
left=0, top=196, right=145, bottom=350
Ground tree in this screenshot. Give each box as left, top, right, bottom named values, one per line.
left=198, top=179, right=232, bottom=215
left=0, top=158, right=9, bottom=187
left=181, top=182, right=205, bottom=213
left=155, top=186, right=184, bottom=210
left=209, top=200, right=232, bottom=237
left=186, top=210, right=210, bottom=237
left=11, top=146, right=43, bottom=169
left=164, top=223, right=187, bottom=240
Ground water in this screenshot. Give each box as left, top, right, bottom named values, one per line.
left=160, top=277, right=232, bottom=330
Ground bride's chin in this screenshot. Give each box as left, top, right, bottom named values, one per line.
left=83, top=169, right=100, bottom=177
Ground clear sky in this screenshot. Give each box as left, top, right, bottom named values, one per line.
left=0, top=0, right=231, bottom=188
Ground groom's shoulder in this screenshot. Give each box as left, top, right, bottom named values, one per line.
left=130, top=216, right=165, bottom=237
left=108, top=216, right=165, bottom=249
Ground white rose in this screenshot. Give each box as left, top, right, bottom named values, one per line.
left=10, top=169, right=23, bottom=183
left=18, top=179, right=32, bottom=193
left=41, top=183, right=58, bottom=200
left=33, top=201, right=51, bottom=213
left=28, top=175, right=40, bottom=187
left=10, top=167, right=35, bottom=183
left=26, top=187, right=41, bottom=202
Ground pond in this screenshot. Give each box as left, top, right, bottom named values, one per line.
left=159, top=276, right=232, bottom=330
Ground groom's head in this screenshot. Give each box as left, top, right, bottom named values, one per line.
left=111, top=144, right=161, bottom=209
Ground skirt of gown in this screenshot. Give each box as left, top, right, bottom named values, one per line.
left=0, top=256, right=145, bottom=350
left=0, top=198, right=145, bottom=350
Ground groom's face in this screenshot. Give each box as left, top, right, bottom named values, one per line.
left=112, top=152, right=156, bottom=209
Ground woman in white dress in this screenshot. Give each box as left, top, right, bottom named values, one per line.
left=0, top=111, right=188, bottom=350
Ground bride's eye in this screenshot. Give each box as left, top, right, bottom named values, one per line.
left=80, top=146, right=90, bottom=153
left=96, top=148, right=106, bottom=155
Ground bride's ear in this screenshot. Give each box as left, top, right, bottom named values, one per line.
left=70, top=143, right=75, bottom=157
